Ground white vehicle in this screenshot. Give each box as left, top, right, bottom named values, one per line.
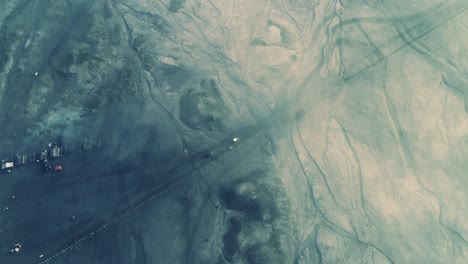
left=232, top=137, right=238, bottom=143
left=228, top=146, right=234, bottom=150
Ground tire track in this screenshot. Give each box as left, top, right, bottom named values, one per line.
left=342, top=3, right=467, bottom=81
left=36, top=132, right=262, bottom=264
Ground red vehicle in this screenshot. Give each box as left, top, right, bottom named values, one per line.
left=54, top=165, right=63, bottom=171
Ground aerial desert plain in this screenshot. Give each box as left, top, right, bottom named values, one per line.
left=0, top=0, right=467, bottom=263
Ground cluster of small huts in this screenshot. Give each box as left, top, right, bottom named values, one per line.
left=1, top=139, right=102, bottom=173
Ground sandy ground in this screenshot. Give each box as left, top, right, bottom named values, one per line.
left=0, top=0, right=467, bottom=263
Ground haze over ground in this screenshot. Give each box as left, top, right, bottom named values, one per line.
left=0, top=0, right=467, bottom=263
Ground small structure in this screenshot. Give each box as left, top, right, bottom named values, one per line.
left=82, top=139, right=93, bottom=150
left=62, top=143, right=72, bottom=154
left=15, top=154, right=28, bottom=166
left=93, top=140, right=102, bottom=150
left=80, top=108, right=96, bottom=117
left=82, top=139, right=102, bottom=151
left=28, top=153, right=36, bottom=163
left=1, top=161, right=14, bottom=170
left=232, top=137, right=239, bottom=143
left=40, top=150, right=48, bottom=161
left=51, top=146, right=61, bottom=158
left=10, top=243, right=21, bottom=253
